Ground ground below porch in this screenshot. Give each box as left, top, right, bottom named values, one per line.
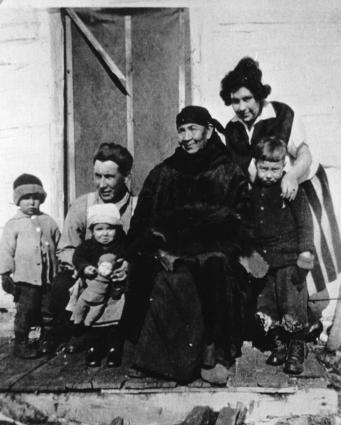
left=0, top=332, right=339, bottom=425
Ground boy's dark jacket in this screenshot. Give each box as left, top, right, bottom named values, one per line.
left=250, top=177, right=314, bottom=268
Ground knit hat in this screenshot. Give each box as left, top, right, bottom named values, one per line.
left=13, top=173, right=47, bottom=206
left=176, top=106, right=213, bottom=128
left=87, top=203, right=122, bottom=228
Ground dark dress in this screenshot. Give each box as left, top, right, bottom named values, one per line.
left=122, top=133, right=252, bottom=382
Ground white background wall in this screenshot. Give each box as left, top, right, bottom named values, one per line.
left=0, top=8, right=64, bottom=232
left=190, top=1, right=341, bottom=169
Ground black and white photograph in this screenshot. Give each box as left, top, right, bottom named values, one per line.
left=0, top=1, right=341, bottom=424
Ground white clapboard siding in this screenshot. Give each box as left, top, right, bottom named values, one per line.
left=190, top=1, right=341, bottom=168
left=0, top=9, right=64, bottom=233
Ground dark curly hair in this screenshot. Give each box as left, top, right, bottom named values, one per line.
left=220, top=57, right=271, bottom=106
left=93, top=143, right=133, bottom=177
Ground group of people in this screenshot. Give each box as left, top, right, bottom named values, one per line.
left=1, top=57, right=340, bottom=385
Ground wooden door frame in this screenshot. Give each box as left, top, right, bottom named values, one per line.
left=63, top=8, right=190, bottom=209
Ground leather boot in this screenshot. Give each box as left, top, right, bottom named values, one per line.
left=284, top=338, right=306, bottom=375
left=40, top=327, right=57, bottom=355
left=86, top=346, right=102, bottom=367
left=266, top=329, right=287, bottom=366
left=14, top=332, right=40, bottom=359
left=106, top=347, right=122, bottom=368
left=306, top=320, right=323, bottom=343
left=105, top=325, right=122, bottom=367
left=65, top=334, right=87, bottom=354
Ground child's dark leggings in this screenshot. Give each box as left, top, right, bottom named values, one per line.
left=85, top=324, right=122, bottom=351
left=14, top=282, right=52, bottom=337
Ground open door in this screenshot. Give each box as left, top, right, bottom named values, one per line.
left=64, top=8, right=191, bottom=208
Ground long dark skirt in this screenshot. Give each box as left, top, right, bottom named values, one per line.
left=123, top=253, right=248, bottom=382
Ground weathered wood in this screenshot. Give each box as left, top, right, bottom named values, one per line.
left=124, top=376, right=177, bottom=390
left=188, top=379, right=213, bottom=388
left=178, top=8, right=186, bottom=112
left=0, top=338, right=12, bottom=362
left=64, top=13, right=76, bottom=207
left=110, top=418, right=124, bottom=425
left=232, top=344, right=324, bottom=388
left=0, top=338, right=329, bottom=394
left=91, top=365, right=127, bottom=390
left=11, top=351, right=98, bottom=392
left=14, top=387, right=338, bottom=425
left=215, top=403, right=247, bottom=425
left=298, top=352, right=326, bottom=379
left=178, top=406, right=217, bottom=425
left=233, top=344, right=290, bottom=388
left=0, top=346, right=54, bottom=391
left=0, top=394, right=51, bottom=425
left=48, top=9, right=65, bottom=227
left=125, top=15, right=134, bottom=161
left=66, top=8, right=128, bottom=96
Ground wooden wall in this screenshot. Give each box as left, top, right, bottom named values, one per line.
left=0, top=9, right=64, bottom=231
left=190, top=0, right=341, bottom=168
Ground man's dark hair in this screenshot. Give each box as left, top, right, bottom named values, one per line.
left=254, top=137, right=287, bottom=162
left=93, top=143, right=133, bottom=177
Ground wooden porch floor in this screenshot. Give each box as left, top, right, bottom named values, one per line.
left=0, top=337, right=327, bottom=393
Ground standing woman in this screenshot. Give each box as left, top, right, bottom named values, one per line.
left=220, top=57, right=341, bottom=320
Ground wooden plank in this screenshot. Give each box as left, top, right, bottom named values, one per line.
left=233, top=344, right=290, bottom=388
left=66, top=8, right=128, bottom=96
left=65, top=14, right=76, bottom=207
left=124, top=377, right=177, bottom=390
left=0, top=338, right=12, bottom=362
left=0, top=337, right=11, bottom=348
left=11, top=351, right=99, bottom=392
left=188, top=379, right=214, bottom=388
left=125, top=15, right=134, bottom=160
left=178, top=8, right=186, bottom=111
left=49, top=10, right=66, bottom=227
left=91, top=365, right=127, bottom=390
left=296, top=351, right=326, bottom=379
left=0, top=346, right=54, bottom=391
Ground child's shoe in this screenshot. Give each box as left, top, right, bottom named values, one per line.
left=86, top=346, right=102, bottom=367
left=13, top=333, right=40, bottom=359
left=106, top=346, right=122, bottom=367
left=306, top=320, right=323, bottom=343
left=40, top=327, right=57, bottom=354
left=284, top=339, right=306, bottom=375
left=65, top=335, right=87, bottom=354
left=266, top=329, right=287, bottom=366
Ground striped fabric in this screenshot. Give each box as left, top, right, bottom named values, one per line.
left=302, top=165, right=341, bottom=295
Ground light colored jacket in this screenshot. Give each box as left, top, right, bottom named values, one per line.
left=57, top=190, right=137, bottom=268
left=0, top=211, right=61, bottom=285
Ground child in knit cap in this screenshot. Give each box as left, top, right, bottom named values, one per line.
left=69, top=203, right=126, bottom=366
left=0, top=174, right=60, bottom=359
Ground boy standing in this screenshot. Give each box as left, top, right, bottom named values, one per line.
left=0, top=174, right=60, bottom=358
left=251, top=138, right=314, bottom=374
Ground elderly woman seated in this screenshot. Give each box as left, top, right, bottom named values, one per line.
left=122, top=105, right=254, bottom=385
